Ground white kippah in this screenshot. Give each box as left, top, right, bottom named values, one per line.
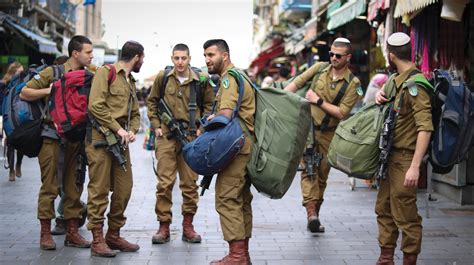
left=333, top=37, right=351, bottom=44
left=387, top=32, right=410, bottom=46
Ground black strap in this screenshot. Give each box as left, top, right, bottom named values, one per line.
left=159, top=67, right=204, bottom=136
left=320, top=73, right=354, bottom=132
left=188, top=82, right=198, bottom=136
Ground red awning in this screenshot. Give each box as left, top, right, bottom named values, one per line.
left=250, top=39, right=285, bottom=74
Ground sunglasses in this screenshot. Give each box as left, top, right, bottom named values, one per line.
left=329, top=51, right=347, bottom=59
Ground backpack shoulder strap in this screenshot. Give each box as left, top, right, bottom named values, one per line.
left=159, top=67, right=173, bottom=100
left=309, top=62, right=330, bottom=89
left=52, top=65, right=65, bottom=81
left=320, top=71, right=355, bottom=131
left=103, top=64, right=117, bottom=87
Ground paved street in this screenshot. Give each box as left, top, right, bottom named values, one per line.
left=1, top=133, right=473, bottom=265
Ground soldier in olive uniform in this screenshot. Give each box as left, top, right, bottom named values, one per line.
left=21, top=35, right=93, bottom=250
left=147, top=44, right=214, bottom=244
left=374, top=32, right=433, bottom=265
left=86, top=41, right=144, bottom=257
left=284, top=38, right=362, bottom=233
left=203, top=39, right=255, bottom=265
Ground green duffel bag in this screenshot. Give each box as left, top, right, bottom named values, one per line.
left=327, top=102, right=390, bottom=179
left=247, top=86, right=311, bottom=199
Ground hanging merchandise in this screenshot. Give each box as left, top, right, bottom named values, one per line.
left=439, top=19, right=465, bottom=70
left=410, top=4, right=440, bottom=77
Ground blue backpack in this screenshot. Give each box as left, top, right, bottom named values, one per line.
left=182, top=69, right=246, bottom=176
left=1, top=63, right=56, bottom=157
left=429, top=70, right=474, bottom=173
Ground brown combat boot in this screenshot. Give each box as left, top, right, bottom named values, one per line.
left=105, top=228, right=139, bottom=252
left=376, top=247, right=395, bottom=265
left=8, top=169, right=15, bottom=181
left=210, top=240, right=250, bottom=265
left=15, top=163, right=21, bottom=178
left=403, top=253, right=417, bottom=265
left=304, top=203, right=321, bottom=233
left=182, top=214, right=201, bottom=243
left=64, top=219, right=91, bottom=248
left=314, top=202, right=325, bottom=232
left=91, top=225, right=115, bottom=257
left=51, top=217, right=66, bottom=235
left=39, top=219, right=56, bottom=250
left=152, top=222, right=170, bottom=244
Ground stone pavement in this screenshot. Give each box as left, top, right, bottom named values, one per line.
left=1, top=133, right=473, bottom=265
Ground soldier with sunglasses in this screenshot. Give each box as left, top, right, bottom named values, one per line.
left=284, top=38, right=362, bottom=233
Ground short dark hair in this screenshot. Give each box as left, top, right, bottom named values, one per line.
left=203, top=39, right=229, bottom=53
left=120, top=41, right=144, bottom=62
left=68, top=35, right=92, bottom=57
left=387, top=43, right=411, bottom=61
left=279, top=65, right=290, bottom=78
left=332, top=41, right=352, bottom=54
left=172, top=43, right=189, bottom=55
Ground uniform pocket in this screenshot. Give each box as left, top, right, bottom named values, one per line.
left=108, top=84, right=127, bottom=108
left=218, top=177, right=241, bottom=199
left=394, top=195, right=418, bottom=223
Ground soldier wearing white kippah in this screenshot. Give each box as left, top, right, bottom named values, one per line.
left=374, top=32, right=433, bottom=265
left=284, top=37, right=362, bottom=233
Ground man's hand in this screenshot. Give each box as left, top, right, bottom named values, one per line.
left=196, top=129, right=202, bottom=137
left=305, top=89, right=320, bottom=104
left=375, top=90, right=389, bottom=105
left=207, top=114, right=216, bottom=121
left=117, top=128, right=130, bottom=146
left=404, top=166, right=420, bottom=187
left=128, top=131, right=136, bottom=143
left=155, top=128, right=163, bottom=137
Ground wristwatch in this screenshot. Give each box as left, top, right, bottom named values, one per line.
left=316, top=98, right=324, bottom=106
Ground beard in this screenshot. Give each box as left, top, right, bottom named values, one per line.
left=331, top=59, right=347, bottom=70
left=208, top=58, right=224, bottom=74
left=388, top=57, right=397, bottom=73
left=132, top=61, right=142, bottom=73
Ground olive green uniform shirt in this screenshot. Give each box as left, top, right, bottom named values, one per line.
left=215, top=64, right=255, bottom=134
left=385, top=65, right=433, bottom=151
left=88, top=63, right=140, bottom=134
left=147, top=67, right=214, bottom=133
left=294, top=62, right=362, bottom=128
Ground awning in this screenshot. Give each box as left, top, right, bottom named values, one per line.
left=394, top=0, right=438, bottom=18
left=249, top=39, right=284, bottom=73
left=4, top=19, right=60, bottom=55
left=327, top=0, right=366, bottom=30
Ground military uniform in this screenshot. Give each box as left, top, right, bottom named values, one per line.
left=25, top=59, right=84, bottom=222
left=214, top=64, right=255, bottom=242
left=86, top=62, right=140, bottom=230
left=293, top=62, right=361, bottom=210
left=375, top=65, right=433, bottom=255
left=146, top=68, right=213, bottom=224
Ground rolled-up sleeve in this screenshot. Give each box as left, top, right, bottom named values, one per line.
left=411, top=85, right=434, bottom=132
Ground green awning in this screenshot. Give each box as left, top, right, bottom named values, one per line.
left=327, top=0, right=366, bottom=30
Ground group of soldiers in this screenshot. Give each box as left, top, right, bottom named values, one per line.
left=20, top=31, right=430, bottom=265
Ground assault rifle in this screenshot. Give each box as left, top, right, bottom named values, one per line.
left=89, top=115, right=128, bottom=171
left=157, top=99, right=190, bottom=148
left=376, top=102, right=397, bottom=180
left=298, top=122, right=323, bottom=181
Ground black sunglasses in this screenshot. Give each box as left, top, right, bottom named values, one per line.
left=329, top=51, right=347, bottom=59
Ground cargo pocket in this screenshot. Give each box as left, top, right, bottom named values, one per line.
left=108, top=85, right=127, bottom=109
left=394, top=196, right=418, bottom=223
left=219, top=177, right=241, bottom=199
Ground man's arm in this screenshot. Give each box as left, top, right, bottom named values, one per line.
left=202, top=75, right=215, bottom=116
left=404, top=131, right=431, bottom=187
left=88, top=67, right=122, bottom=133
left=146, top=72, right=163, bottom=130
left=128, top=83, right=141, bottom=135
left=20, top=67, right=54, bottom=102
left=283, top=63, right=320, bottom=92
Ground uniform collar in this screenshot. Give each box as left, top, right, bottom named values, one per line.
left=394, top=64, right=418, bottom=89
left=114, top=62, right=136, bottom=82
left=168, top=67, right=199, bottom=82
left=64, top=59, right=74, bottom=72
left=327, top=65, right=352, bottom=83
